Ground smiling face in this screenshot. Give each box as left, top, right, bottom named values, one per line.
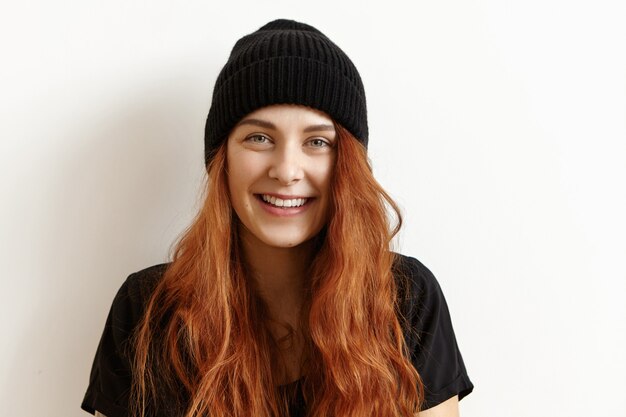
left=226, top=104, right=337, bottom=250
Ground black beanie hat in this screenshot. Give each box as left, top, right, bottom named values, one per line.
left=204, top=19, right=368, bottom=166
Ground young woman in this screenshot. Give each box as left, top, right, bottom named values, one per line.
left=81, top=19, right=473, bottom=417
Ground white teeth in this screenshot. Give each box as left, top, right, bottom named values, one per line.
left=261, top=194, right=308, bottom=208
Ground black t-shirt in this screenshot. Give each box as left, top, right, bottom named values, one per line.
left=81, top=254, right=473, bottom=416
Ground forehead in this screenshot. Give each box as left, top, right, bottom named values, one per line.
left=239, top=104, right=334, bottom=127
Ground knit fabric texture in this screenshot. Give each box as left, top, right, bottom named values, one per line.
left=204, top=19, right=368, bottom=166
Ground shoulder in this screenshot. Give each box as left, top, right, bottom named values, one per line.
left=392, top=252, right=443, bottom=307
left=81, top=264, right=172, bottom=416
left=121, top=263, right=170, bottom=299
left=119, top=263, right=169, bottom=299
left=391, top=253, right=437, bottom=283
left=108, top=263, right=170, bottom=331
left=391, top=252, right=451, bottom=350
left=391, top=253, right=474, bottom=408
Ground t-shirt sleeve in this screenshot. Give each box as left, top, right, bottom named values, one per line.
left=81, top=265, right=165, bottom=417
left=394, top=255, right=474, bottom=410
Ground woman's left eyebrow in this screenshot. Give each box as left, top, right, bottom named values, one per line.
left=236, top=118, right=276, bottom=129
left=303, top=124, right=335, bottom=133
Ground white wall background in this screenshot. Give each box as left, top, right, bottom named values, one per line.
left=1, top=1, right=624, bottom=416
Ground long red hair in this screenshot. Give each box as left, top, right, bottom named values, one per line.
left=131, top=123, right=424, bottom=417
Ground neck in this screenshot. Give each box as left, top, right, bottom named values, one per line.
left=239, top=229, right=318, bottom=321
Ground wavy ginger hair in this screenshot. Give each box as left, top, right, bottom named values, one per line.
left=130, top=123, right=424, bottom=417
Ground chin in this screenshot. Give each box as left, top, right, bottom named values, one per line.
left=258, top=234, right=314, bottom=249
left=251, top=224, right=322, bottom=248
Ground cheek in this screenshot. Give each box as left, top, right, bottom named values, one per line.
left=230, top=150, right=265, bottom=180
left=227, top=152, right=265, bottom=213
left=312, top=159, right=335, bottom=191
left=227, top=172, right=251, bottom=221
left=227, top=151, right=251, bottom=189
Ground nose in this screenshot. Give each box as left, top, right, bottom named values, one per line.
left=268, top=144, right=304, bottom=185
